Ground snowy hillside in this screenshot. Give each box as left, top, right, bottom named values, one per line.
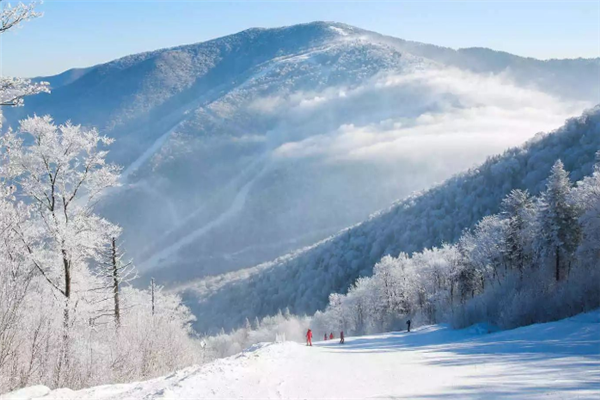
left=6, top=311, right=599, bottom=399
left=179, top=106, right=600, bottom=333
left=4, top=22, right=597, bottom=285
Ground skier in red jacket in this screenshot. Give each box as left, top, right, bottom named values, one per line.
left=329, top=332, right=334, bottom=340
left=306, top=329, right=313, bottom=346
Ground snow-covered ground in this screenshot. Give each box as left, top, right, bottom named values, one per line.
left=5, top=311, right=599, bottom=399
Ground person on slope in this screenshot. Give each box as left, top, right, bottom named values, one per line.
left=306, top=329, right=313, bottom=346
left=339, top=331, right=345, bottom=344
left=407, top=319, right=411, bottom=333
left=329, top=332, right=334, bottom=340
left=324, top=333, right=328, bottom=341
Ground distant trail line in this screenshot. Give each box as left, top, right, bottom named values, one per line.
left=142, top=157, right=271, bottom=269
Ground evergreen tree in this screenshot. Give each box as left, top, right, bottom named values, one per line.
left=535, top=160, right=581, bottom=281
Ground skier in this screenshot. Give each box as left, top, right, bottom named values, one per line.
left=306, top=329, right=313, bottom=346
left=406, top=319, right=411, bottom=333
left=340, top=331, right=345, bottom=344
left=324, top=333, right=328, bottom=341
left=329, top=332, right=334, bottom=340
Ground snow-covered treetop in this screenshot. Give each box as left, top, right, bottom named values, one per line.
left=0, top=116, right=122, bottom=297
left=1, top=115, right=121, bottom=211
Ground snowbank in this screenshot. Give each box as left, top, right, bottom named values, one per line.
left=5, top=310, right=599, bottom=399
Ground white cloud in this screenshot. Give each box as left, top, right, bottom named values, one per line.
left=247, top=96, right=285, bottom=113
left=271, top=67, right=589, bottom=177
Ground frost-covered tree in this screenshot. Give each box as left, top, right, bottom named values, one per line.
left=302, top=159, right=598, bottom=337
left=371, top=256, right=397, bottom=324
left=327, top=293, right=348, bottom=332
left=0, top=183, right=32, bottom=372
left=571, top=154, right=600, bottom=271
left=0, top=1, right=49, bottom=108
left=342, top=277, right=371, bottom=334
left=0, top=77, right=49, bottom=108
left=500, top=189, right=534, bottom=276
left=1, top=0, right=39, bottom=33
left=98, top=236, right=135, bottom=328
left=0, top=5, right=206, bottom=390
left=411, top=245, right=459, bottom=321
left=459, top=215, right=505, bottom=289
left=0, top=115, right=202, bottom=393
left=117, top=286, right=196, bottom=379
left=0, top=115, right=121, bottom=383
left=1, top=115, right=121, bottom=306
left=535, top=160, right=581, bottom=281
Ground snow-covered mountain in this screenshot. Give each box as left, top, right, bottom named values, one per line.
left=6, top=310, right=599, bottom=399
left=180, top=106, right=600, bottom=333
left=4, top=22, right=598, bottom=285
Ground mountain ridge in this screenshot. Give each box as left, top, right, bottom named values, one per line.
left=34, top=21, right=600, bottom=88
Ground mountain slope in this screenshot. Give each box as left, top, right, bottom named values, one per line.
left=7, top=311, right=600, bottom=399
left=180, top=106, right=600, bottom=333
left=4, top=22, right=598, bottom=286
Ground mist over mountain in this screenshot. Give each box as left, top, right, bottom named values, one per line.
left=4, top=21, right=598, bottom=287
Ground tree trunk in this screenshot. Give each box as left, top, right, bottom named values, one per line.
left=111, top=237, right=120, bottom=327
left=62, top=248, right=71, bottom=299
left=151, top=278, right=155, bottom=316
left=555, top=246, right=560, bottom=282
left=519, top=250, right=524, bottom=280
left=55, top=298, right=70, bottom=387
left=56, top=245, right=71, bottom=387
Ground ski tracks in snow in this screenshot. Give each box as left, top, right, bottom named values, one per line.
left=142, top=156, right=272, bottom=269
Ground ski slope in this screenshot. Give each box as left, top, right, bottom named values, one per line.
left=6, top=311, right=599, bottom=399
left=141, top=157, right=271, bottom=269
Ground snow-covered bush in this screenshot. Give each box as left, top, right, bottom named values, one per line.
left=203, top=310, right=311, bottom=360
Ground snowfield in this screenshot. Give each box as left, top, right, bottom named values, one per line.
left=5, top=311, right=599, bottom=399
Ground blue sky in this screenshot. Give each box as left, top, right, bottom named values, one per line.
left=2, top=0, right=599, bottom=77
